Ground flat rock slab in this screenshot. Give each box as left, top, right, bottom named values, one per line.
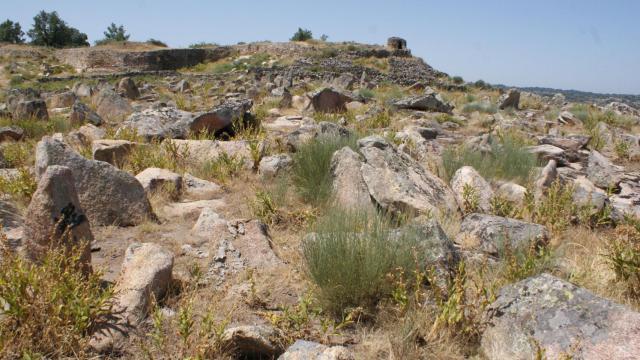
left=482, top=273, right=640, bottom=360
left=455, top=213, right=548, bottom=256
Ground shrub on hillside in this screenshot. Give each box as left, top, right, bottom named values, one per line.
left=94, top=23, right=130, bottom=45
left=27, top=11, right=89, bottom=48
left=442, top=133, right=537, bottom=184
left=303, top=209, right=422, bottom=316
left=291, top=135, right=356, bottom=206
left=290, top=28, right=313, bottom=42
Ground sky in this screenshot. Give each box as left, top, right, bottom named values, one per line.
left=4, top=0, right=640, bottom=94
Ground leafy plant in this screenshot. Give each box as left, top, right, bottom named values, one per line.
left=0, top=167, right=37, bottom=203
left=427, top=261, right=494, bottom=342
left=605, top=224, right=640, bottom=299
left=461, top=183, right=479, bottom=214
left=525, top=180, right=576, bottom=233
left=615, top=140, right=631, bottom=160
left=0, top=237, right=113, bottom=357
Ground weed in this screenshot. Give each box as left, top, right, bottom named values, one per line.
left=490, top=195, right=518, bottom=218
left=0, top=238, right=114, bottom=358
left=615, top=140, right=631, bottom=160
left=461, top=183, right=480, bottom=214
left=427, top=260, right=494, bottom=342
left=0, top=115, right=71, bottom=139
left=0, top=167, right=37, bottom=203
left=251, top=189, right=281, bottom=225
left=499, top=241, right=554, bottom=284
left=604, top=224, right=640, bottom=299
left=0, top=141, right=33, bottom=168
left=525, top=180, right=576, bottom=233
left=195, top=152, right=244, bottom=183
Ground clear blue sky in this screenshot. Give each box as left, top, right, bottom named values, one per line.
left=5, top=0, right=640, bottom=94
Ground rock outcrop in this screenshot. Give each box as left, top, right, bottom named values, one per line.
left=482, top=274, right=640, bottom=359
left=35, top=136, right=155, bottom=226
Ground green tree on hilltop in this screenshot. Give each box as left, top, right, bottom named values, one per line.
left=27, top=10, right=89, bottom=48
left=0, top=20, right=24, bottom=44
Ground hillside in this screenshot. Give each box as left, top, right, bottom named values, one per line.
left=1, top=37, right=640, bottom=359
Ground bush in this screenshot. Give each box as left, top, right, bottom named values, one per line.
left=303, top=209, right=422, bottom=315
left=0, top=239, right=114, bottom=357
left=0, top=19, right=24, bottom=44
left=94, top=23, right=129, bottom=45
left=451, top=76, right=464, bottom=85
left=27, top=11, right=89, bottom=48
left=291, top=135, right=356, bottom=206
left=441, top=134, right=537, bottom=184
left=473, top=80, right=489, bottom=89
left=290, top=28, right=313, bottom=42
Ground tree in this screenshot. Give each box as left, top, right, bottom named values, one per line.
left=103, top=23, right=129, bottom=42
left=27, top=10, right=89, bottom=48
left=0, top=20, right=24, bottom=44
left=290, top=28, right=313, bottom=42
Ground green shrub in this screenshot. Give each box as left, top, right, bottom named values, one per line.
left=451, top=76, right=464, bottom=85
left=290, top=28, right=313, bottom=42
left=95, top=23, right=129, bottom=45
left=441, top=134, right=536, bottom=184
left=303, top=209, right=422, bottom=315
left=461, top=102, right=497, bottom=114
left=0, top=240, right=114, bottom=357
left=291, top=135, right=356, bottom=206
left=358, top=88, right=375, bottom=100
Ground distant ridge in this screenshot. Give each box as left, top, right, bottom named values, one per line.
left=494, top=84, right=640, bottom=108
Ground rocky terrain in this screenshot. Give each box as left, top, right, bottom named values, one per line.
left=1, top=37, right=640, bottom=359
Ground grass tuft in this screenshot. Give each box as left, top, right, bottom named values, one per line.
left=441, top=134, right=537, bottom=184
left=291, top=135, right=356, bottom=206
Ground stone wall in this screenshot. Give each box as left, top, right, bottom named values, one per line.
left=55, top=47, right=232, bottom=73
